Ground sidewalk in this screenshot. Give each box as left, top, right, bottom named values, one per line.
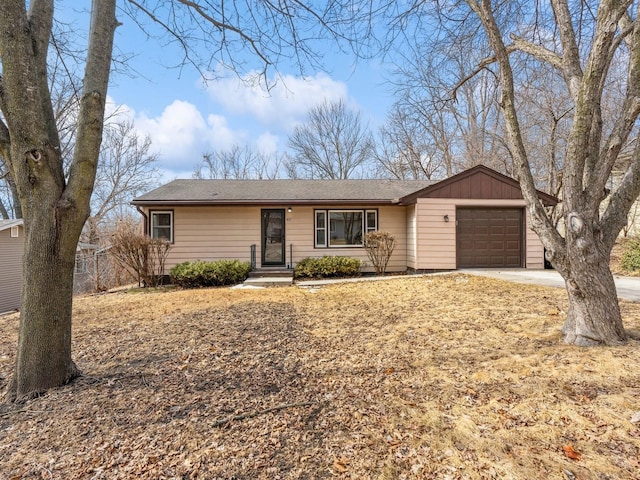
left=459, top=269, right=640, bottom=303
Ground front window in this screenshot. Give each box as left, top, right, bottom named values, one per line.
left=315, top=209, right=377, bottom=248
left=151, top=211, right=173, bottom=242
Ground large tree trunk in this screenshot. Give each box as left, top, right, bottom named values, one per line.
left=11, top=183, right=83, bottom=399
left=560, top=254, right=627, bottom=346
left=0, top=0, right=117, bottom=401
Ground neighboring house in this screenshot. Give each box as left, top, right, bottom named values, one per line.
left=0, top=219, right=24, bottom=314
left=0, top=220, right=100, bottom=313
left=132, top=165, right=558, bottom=273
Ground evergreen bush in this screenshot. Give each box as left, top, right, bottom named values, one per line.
left=294, top=256, right=362, bottom=279
left=620, top=239, right=640, bottom=272
left=170, top=260, right=252, bottom=288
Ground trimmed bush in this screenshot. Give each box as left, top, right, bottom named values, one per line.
left=294, top=256, right=362, bottom=279
left=170, top=260, right=252, bottom=288
left=620, top=239, right=640, bottom=272
left=364, top=231, right=396, bottom=275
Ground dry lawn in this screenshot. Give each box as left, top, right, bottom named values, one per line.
left=1, top=274, right=640, bottom=480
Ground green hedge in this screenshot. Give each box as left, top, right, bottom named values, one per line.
left=170, top=260, right=252, bottom=288
left=294, top=256, right=362, bottom=279
left=620, top=239, right=640, bottom=272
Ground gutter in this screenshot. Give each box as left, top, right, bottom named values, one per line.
left=135, top=205, right=149, bottom=236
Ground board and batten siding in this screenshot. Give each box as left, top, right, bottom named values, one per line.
left=0, top=226, right=24, bottom=313
left=414, top=198, right=544, bottom=270
left=153, top=204, right=409, bottom=272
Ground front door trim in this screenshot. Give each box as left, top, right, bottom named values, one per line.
left=261, top=209, right=286, bottom=267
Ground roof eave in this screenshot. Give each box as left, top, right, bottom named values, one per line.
left=131, top=199, right=400, bottom=207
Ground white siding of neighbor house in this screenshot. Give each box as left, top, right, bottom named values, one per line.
left=149, top=204, right=409, bottom=273
left=414, top=198, right=544, bottom=270
left=0, top=226, right=24, bottom=313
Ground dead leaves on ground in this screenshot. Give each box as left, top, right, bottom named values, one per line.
left=1, top=275, right=640, bottom=479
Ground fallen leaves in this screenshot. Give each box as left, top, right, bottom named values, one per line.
left=562, top=445, right=582, bottom=461
left=333, top=456, right=349, bottom=473
left=1, top=275, right=640, bottom=479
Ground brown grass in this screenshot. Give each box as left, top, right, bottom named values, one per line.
left=1, top=274, right=639, bottom=479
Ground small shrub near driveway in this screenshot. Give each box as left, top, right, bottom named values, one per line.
left=620, top=239, right=640, bottom=272
left=294, top=256, right=362, bottom=279
left=170, top=260, right=252, bottom=288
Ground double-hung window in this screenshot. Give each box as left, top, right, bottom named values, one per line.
left=315, top=209, right=377, bottom=248
left=150, top=211, right=173, bottom=242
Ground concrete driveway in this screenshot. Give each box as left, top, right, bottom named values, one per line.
left=460, top=269, right=640, bottom=302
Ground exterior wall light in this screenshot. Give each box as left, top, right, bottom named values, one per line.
left=444, top=214, right=449, bottom=222
left=288, top=207, right=292, bottom=213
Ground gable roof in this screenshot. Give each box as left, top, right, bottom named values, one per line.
left=398, top=165, right=558, bottom=206
left=0, top=219, right=23, bottom=232
left=132, top=179, right=434, bottom=206
left=132, top=165, right=558, bottom=207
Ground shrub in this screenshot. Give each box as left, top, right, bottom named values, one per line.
left=110, top=221, right=171, bottom=287
left=294, top=256, right=362, bottom=279
left=364, top=231, right=396, bottom=275
left=620, top=239, right=640, bottom=272
left=170, top=260, right=252, bottom=288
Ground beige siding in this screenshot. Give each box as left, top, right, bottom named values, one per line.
left=415, top=198, right=545, bottom=270
left=157, top=206, right=261, bottom=269
left=525, top=220, right=545, bottom=268
left=0, top=226, right=24, bottom=313
left=289, top=205, right=408, bottom=273
left=406, top=205, right=417, bottom=269
left=150, top=204, right=409, bottom=273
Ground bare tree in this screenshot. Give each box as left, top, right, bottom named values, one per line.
left=193, top=144, right=285, bottom=180
left=86, top=119, right=160, bottom=244
left=375, top=103, right=450, bottom=180
left=389, top=38, right=510, bottom=176
left=288, top=99, right=375, bottom=179
left=394, top=0, right=640, bottom=346
left=1, top=0, right=367, bottom=401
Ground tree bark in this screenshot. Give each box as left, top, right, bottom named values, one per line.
left=0, top=0, right=118, bottom=401
left=560, top=251, right=627, bottom=346
left=465, top=0, right=639, bottom=347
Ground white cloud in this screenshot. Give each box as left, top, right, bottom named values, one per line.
left=129, top=100, right=249, bottom=173
left=204, top=71, right=351, bottom=131
left=104, top=70, right=357, bottom=178
left=255, top=132, right=280, bottom=155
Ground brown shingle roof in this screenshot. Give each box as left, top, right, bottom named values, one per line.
left=132, top=179, right=434, bottom=206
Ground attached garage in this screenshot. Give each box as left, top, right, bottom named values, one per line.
left=456, top=207, right=523, bottom=268
left=400, top=165, right=558, bottom=271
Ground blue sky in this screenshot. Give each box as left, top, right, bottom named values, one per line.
left=99, top=5, right=396, bottom=181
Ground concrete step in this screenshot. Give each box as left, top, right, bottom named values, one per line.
left=243, top=276, right=293, bottom=287
left=248, top=269, right=294, bottom=278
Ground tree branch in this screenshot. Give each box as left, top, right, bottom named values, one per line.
left=509, top=34, right=563, bottom=70
left=549, top=0, right=583, bottom=99
left=601, top=141, right=640, bottom=249
left=65, top=0, right=118, bottom=223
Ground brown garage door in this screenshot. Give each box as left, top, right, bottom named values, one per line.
left=456, top=208, right=523, bottom=268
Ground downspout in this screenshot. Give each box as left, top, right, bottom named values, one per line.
left=135, top=206, right=149, bottom=236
